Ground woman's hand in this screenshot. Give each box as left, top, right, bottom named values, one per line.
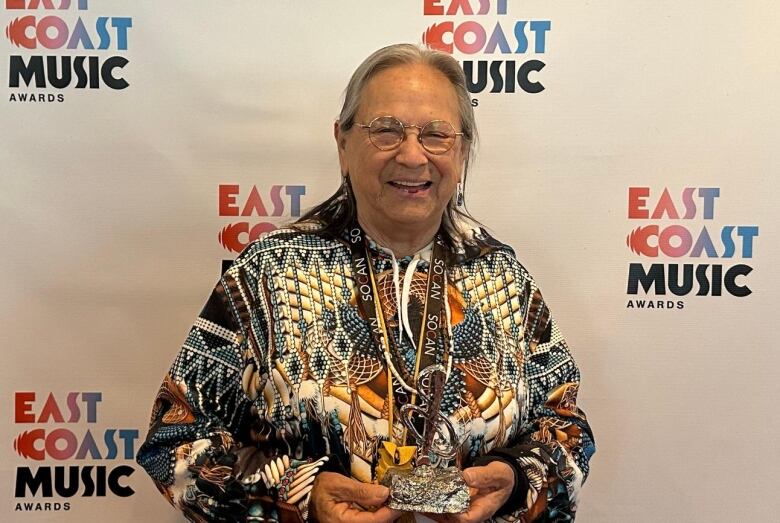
left=309, top=471, right=402, bottom=523
left=427, top=461, right=516, bottom=523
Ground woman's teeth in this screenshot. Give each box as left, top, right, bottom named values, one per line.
left=389, top=181, right=432, bottom=190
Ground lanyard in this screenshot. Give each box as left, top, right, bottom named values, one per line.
left=347, top=223, right=450, bottom=445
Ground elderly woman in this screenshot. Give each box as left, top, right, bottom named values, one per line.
left=137, top=44, right=594, bottom=522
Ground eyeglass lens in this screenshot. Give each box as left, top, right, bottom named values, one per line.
left=368, top=117, right=456, bottom=154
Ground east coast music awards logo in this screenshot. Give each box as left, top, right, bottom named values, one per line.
left=625, top=187, right=759, bottom=310
left=4, top=0, right=132, bottom=103
left=217, top=183, right=307, bottom=271
left=420, top=0, right=551, bottom=105
left=12, top=391, right=140, bottom=513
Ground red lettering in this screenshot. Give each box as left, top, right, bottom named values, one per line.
left=628, top=187, right=649, bottom=219
left=454, top=21, right=485, bottom=54
left=630, top=187, right=721, bottom=220
left=241, top=186, right=268, bottom=216
left=447, top=0, right=474, bottom=15
left=29, top=0, right=57, bottom=8
left=39, top=392, right=65, bottom=423
left=651, top=188, right=680, bottom=219
left=7, top=0, right=80, bottom=7
left=36, top=15, right=68, bottom=49
left=45, top=428, right=78, bottom=460
left=249, top=222, right=276, bottom=241
left=423, top=0, right=444, bottom=15
left=218, top=184, right=240, bottom=216
left=658, top=225, right=691, bottom=257
left=628, top=225, right=715, bottom=258
left=15, top=392, right=36, bottom=423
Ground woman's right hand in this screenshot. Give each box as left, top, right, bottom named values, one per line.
left=309, top=471, right=402, bottom=522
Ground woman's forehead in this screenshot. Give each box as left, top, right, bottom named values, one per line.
left=357, top=64, right=460, bottom=122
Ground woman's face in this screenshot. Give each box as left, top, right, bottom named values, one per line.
left=335, top=63, right=465, bottom=240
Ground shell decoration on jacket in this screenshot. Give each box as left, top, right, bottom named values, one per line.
left=137, top=227, right=595, bottom=522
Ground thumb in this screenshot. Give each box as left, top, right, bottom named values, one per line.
left=463, top=461, right=514, bottom=489
left=462, top=467, right=486, bottom=488
left=462, top=465, right=498, bottom=489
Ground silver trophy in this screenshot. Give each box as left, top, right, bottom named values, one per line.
left=381, top=366, right=470, bottom=514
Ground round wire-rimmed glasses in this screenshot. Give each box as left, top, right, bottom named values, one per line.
left=355, top=115, right=464, bottom=155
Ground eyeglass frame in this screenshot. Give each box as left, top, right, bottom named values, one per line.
left=353, top=115, right=465, bottom=155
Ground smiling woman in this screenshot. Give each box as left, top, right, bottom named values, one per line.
left=296, top=43, right=481, bottom=256
left=335, top=63, right=465, bottom=257
left=137, top=43, right=595, bottom=523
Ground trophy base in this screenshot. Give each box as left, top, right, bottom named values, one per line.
left=381, top=465, right=470, bottom=514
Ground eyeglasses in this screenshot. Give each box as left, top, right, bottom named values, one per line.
left=354, top=116, right=464, bottom=155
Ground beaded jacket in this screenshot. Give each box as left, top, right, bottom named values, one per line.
left=136, top=227, right=595, bottom=522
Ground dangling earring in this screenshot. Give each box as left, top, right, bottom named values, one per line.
left=456, top=180, right=464, bottom=207
left=342, top=175, right=352, bottom=199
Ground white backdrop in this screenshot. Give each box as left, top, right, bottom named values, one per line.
left=2, top=1, right=779, bottom=521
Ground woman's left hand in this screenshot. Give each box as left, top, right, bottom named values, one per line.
left=426, top=460, right=515, bottom=523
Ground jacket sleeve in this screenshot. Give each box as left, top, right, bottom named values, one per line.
left=136, top=256, right=327, bottom=522
left=477, top=272, right=596, bottom=522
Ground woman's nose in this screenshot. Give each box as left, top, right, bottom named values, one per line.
left=394, top=129, right=429, bottom=168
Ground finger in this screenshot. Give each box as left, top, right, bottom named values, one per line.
left=462, top=461, right=514, bottom=489
left=440, top=510, right=484, bottom=523
left=337, top=480, right=391, bottom=505
left=449, top=489, right=510, bottom=523
left=448, top=505, right=496, bottom=523
left=340, top=481, right=390, bottom=506
left=337, top=504, right=403, bottom=523
left=462, top=467, right=490, bottom=489
left=421, top=512, right=454, bottom=522
left=315, top=472, right=392, bottom=506
left=362, top=506, right=404, bottom=523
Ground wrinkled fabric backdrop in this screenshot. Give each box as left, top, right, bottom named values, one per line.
left=1, top=1, right=778, bottom=521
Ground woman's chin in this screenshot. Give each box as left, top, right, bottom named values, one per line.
left=380, top=210, right=441, bottom=233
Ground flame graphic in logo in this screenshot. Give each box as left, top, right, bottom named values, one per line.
left=5, top=16, right=36, bottom=49
left=422, top=22, right=454, bottom=54
left=14, top=429, right=45, bottom=460
left=218, top=222, right=277, bottom=253
left=218, top=223, right=247, bottom=253
left=626, top=225, right=659, bottom=257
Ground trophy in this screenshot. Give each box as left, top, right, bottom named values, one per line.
left=380, top=365, right=470, bottom=514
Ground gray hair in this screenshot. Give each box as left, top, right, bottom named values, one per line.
left=337, top=43, right=478, bottom=172
left=296, top=43, right=485, bottom=247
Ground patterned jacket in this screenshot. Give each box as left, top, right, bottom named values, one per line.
left=137, top=227, right=595, bottom=522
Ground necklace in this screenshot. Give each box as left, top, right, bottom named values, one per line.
left=347, top=223, right=452, bottom=445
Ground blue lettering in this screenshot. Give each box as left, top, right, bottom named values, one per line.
left=737, top=226, right=759, bottom=258
left=530, top=21, right=551, bottom=53
left=698, top=187, right=719, bottom=219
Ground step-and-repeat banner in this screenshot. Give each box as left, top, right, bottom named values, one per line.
left=2, top=1, right=778, bottom=521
